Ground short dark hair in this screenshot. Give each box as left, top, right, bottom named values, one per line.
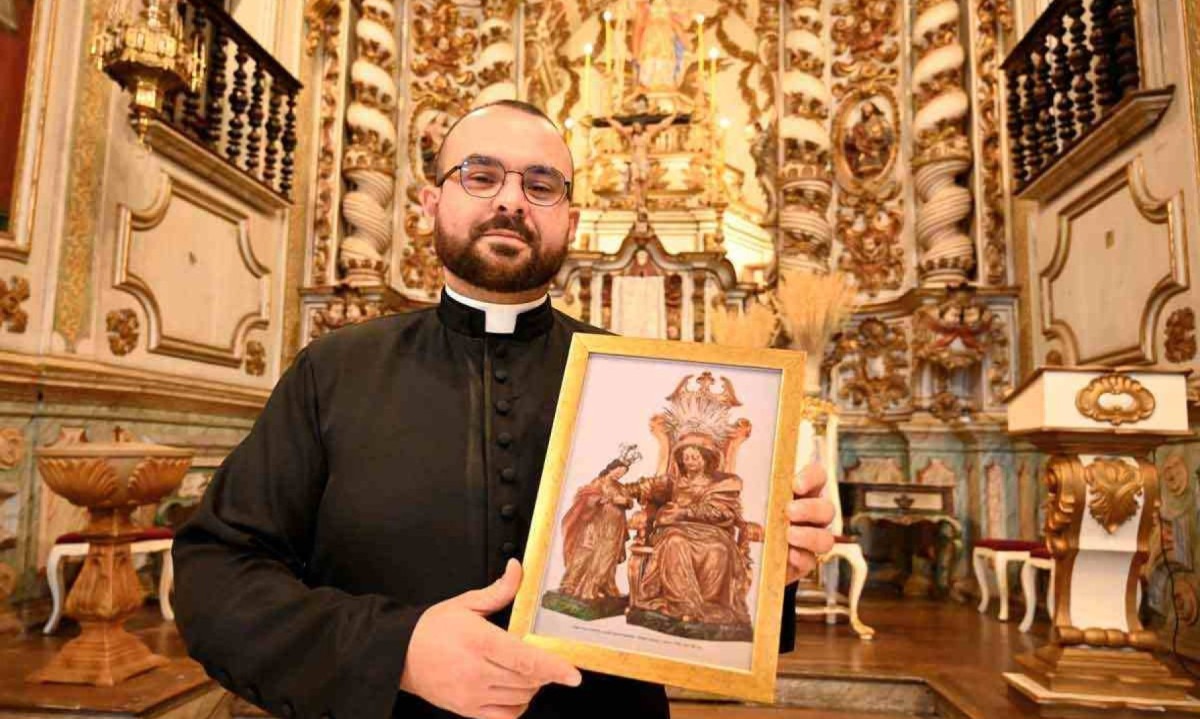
left=433, top=99, right=574, bottom=180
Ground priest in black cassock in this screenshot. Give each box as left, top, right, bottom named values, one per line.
left=172, top=100, right=836, bottom=719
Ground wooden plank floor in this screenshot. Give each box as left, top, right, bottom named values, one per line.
left=780, top=595, right=1045, bottom=718
left=3, top=594, right=1188, bottom=718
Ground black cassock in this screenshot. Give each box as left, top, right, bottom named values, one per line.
left=174, top=291, right=797, bottom=719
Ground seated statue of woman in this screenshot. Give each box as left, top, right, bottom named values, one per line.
left=623, top=437, right=754, bottom=640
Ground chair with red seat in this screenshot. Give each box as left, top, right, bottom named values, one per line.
left=43, top=526, right=175, bottom=634
left=972, top=537, right=1044, bottom=621
left=1019, top=545, right=1055, bottom=632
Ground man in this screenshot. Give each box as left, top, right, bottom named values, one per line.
left=173, top=100, right=835, bottom=719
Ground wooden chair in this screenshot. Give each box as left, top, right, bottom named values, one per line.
left=1019, top=545, right=1054, bottom=633
left=972, top=538, right=1043, bottom=621
left=793, top=412, right=874, bottom=640
left=44, top=527, right=175, bottom=634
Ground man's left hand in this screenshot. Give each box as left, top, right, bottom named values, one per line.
left=785, top=468, right=836, bottom=585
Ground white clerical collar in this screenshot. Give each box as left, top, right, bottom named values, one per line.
left=444, top=285, right=549, bottom=335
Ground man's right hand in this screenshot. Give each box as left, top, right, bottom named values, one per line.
left=399, top=559, right=582, bottom=719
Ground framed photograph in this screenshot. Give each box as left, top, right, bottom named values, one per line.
left=509, top=334, right=806, bottom=702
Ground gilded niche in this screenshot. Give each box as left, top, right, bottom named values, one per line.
left=1084, top=458, right=1143, bottom=534
left=1075, top=373, right=1156, bottom=426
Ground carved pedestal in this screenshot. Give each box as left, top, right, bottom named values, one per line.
left=28, top=429, right=191, bottom=687
left=1005, top=368, right=1200, bottom=716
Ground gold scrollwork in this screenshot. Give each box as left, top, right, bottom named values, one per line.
left=1075, top=373, right=1156, bottom=426
left=1043, top=456, right=1083, bottom=557
left=1084, top=458, right=1144, bottom=535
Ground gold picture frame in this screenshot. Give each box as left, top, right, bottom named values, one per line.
left=508, top=334, right=805, bottom=703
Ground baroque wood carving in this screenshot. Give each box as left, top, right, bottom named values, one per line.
left=974, top=0, right=1013, bottom=285
left=1075, top=373, right=1156, bottom=426
left=105, top=309, right=139, bottom=356
left=912, top=285, right=1011, bottom=420
left=826, top=317, right=910, bottom=418
left=339, top=0, right=400, bottom=286
left=912, top=0, right=975, bottom=285
left=830, top=0, right=904, bottom=296
left=1165, top=308, right=1197, bottom=363
left=401, top=0, right=483, bottom=297
left=244, top=339, right=266, bottom=376
left=1084, top=458, right=1143, bottom=534
left=0, top=275, right=29, bottom=333
left=0, top=428, right=24, bottom=470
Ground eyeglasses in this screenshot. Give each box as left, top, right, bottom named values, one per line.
left=436, top=155, right=573, bottom=207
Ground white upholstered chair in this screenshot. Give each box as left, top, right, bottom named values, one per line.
left=43, top=527, right=175, bottom=634
left=793, top=412, right=875, bottom=640
left=972, top=537, right=1043, bottom=621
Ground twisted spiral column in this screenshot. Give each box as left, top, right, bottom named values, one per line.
left=779, top=0, right=833, bottom=274
left=912, top=0, right=974, bottom=285
left=476, top=0, right=518, bottom=105
left=339, top=0, right=399, bottom=287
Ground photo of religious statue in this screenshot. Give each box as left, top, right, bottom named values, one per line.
left=512, top=335, right=804, bottom=699
left=631, top=0, right=690, bottom=90
left=540, top=373, right=762, bottom=641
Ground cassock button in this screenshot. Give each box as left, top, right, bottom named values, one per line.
left=500, top=504, right=516, bottom=519
left=497, top=432, right=513, bottom=447
left=495, top=399, right=512, bottom=415
left=500, top=467, right=516, bottom=482
left=280, top=702, right=296, bottom=719
left=494, top=368, right=509, bottom=383
left=494, top=344, right=509, bottom=358
left=501, top=541, right=517, bottom=556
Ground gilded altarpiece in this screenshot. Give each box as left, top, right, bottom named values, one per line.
left=297, top=0, right=1024, bottom=594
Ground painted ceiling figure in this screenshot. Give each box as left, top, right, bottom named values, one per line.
left=631, top=0, right=689, bottom=90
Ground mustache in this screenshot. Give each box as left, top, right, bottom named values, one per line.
left=469, top=215, right=536, bottom=246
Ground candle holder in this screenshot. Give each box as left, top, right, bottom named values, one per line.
left=28, top=428, right=192, bottom=687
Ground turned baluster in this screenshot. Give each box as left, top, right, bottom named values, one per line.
left=1020, top=61, right=1040, bottom=179
left=264, top=81, right=283, bottom=189
left=226, top=46, right=249, bottom=167
left=1051, top=21, right=1075, bottom=147
left=204, top=24, right=228, bottom=148
left=1110, top=0, right=1140, bottom=99
left=247, top=62, right=266, bottom=177
left=1090, top=0, right=1119, bottom=113
left=1067, top=0, right=1094, bottom=130
left=181, top=4, right=208, bottom=140
left=1006, top=66, right=1027, bottom=188
left=281, top=89, right=298, bottom=198
left=1032, top=48, right=1056, bottom=167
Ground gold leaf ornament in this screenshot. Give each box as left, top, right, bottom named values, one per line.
left=1075, top=373, right=1156, bottom=426
left=1085, top=458, right=1143, bottom=534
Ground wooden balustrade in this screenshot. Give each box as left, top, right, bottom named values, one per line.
left=164, top=0, right=302, bottom=202
left=1002, top=0, right=1146, bottom=194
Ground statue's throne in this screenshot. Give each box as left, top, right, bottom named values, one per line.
left=623, top=373, right=763, bottom=641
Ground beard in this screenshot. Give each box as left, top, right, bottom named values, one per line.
left=434, top=213, right=568, bottom=293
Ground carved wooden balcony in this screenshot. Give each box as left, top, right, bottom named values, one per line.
left=1002, top=0, right=1172, bottom=202
left=154, top=0, right=303, bottom=209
